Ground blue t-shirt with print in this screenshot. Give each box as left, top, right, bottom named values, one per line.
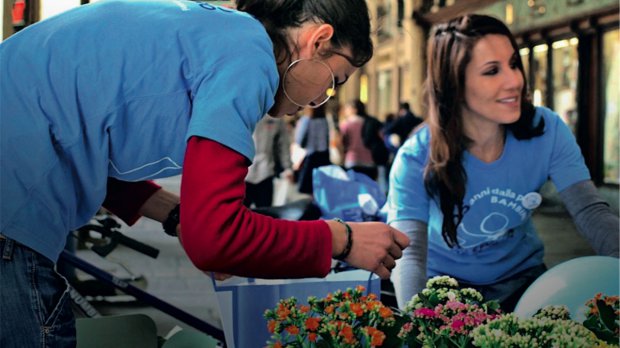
left=386, top=107, right=590, bottom=285
left=0, top=0, right=278, bottom=262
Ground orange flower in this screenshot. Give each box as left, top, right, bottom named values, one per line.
left=305, top=317, right=320, bottom=331
left=285, top=325, right=299, bottom=335
left=356, top=285, right=366, bottom=293
left=267, top=320, right=277, bottom=334
left=379, top=306, right=393, bottom=318
left=276, top=304, right=291, bottom=320
left=340, top=325, right=355, bottom=344
left=308, top=332, right=318, bottom=342
left=272, top=342, right=282, bottom=348
left=300, top=305, right=310, bottom=313
left=605, top=295, right=619, bottom=306
left=325, top=305, right=334, bottom=314
left=350, top=303, right=364, bottom=317
left=370, top=330, right=386, bottom=346
left=589, top=306, right=599, bottom=315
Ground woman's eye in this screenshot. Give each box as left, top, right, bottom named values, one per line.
left=483, top=68, right=498, bottom=75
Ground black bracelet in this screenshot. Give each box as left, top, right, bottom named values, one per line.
left=162, top=204, right=180, bottom=237
left=333, top=218, right=353, bottom=261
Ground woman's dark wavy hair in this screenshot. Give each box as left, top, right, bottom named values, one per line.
left=236, top=0, right=373, bottom=67
left=423, top=14, right=544, bottom=248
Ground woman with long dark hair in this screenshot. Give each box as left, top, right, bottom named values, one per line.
left=387, top=14, right=619, bottom=311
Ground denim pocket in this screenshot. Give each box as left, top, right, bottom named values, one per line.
left=1, top=239, right=76, bottom=347
left=27, top=248, right=76, bottom=346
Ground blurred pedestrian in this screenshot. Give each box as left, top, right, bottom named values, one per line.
left=294, top=104, right=332, bottom=194
left=385, top=101, right=423, bottom=150
left=245, top=115, right=294, bottom=207
left=340, top=99, right=386, bottom=180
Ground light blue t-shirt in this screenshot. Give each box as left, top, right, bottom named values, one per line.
left=0, top=0, right=278, bottom=262
left=387, top=107, right=590, bottom=284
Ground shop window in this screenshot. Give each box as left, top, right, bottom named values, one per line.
left=397, top=0, right=404, bottom=28
left=40, top=0, right=81, bottom=20
left=359, top=74, right=369, bottom=105
left=552, top=37, right=579, bottom=133
left=519, top=47, right=530, bottom=83
left=532, top=44, right=548, bottom=107
left=377, top=70, right=393, bottom=118
left=377, top=0, right=393, bottom=41
left=602, top=29, right=619, bottom=184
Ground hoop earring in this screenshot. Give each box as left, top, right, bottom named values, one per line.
left=282, top=58, right=336, bottom=109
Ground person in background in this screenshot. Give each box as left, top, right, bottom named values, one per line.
left=339, top=99, right=382, bottom=180
left=387, top=14, right=619, bottom=312
left=245, top=115, right=294, bottom=208
left=0, top=1, right=409, bottom=346
left=381, top=112, right=398, bottom=173
left=382, top=113, right=396, bottom=145
left=385, top=101, right=423, bottom=151
left=294, top=104, right=332, bottom=194
left=326, top=102, right=345, bottom=166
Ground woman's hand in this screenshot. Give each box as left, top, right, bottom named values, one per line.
left=326, top=220, right=410, bottom=279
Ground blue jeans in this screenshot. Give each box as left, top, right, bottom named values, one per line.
left=0, top=236, right=76, bottom=348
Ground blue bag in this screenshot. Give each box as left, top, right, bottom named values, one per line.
left=312, top=165, right=386, bottom=221
left=212, top=270, right=380, bottom=348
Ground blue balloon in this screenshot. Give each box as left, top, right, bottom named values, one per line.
left=514, top=256, right=619, bottom=322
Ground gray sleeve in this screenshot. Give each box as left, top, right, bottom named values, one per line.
left=389, top=219, right=428, bottom=309
left=559, top=180, right=619, bottom=257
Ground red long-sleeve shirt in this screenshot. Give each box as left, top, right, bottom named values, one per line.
left=180, top=137, right=332, bottom=279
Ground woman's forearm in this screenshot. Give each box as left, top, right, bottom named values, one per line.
left=390, top=219, right=428, bottom=309
left=559, top=180, right=619, bottom=257
left=138, top=188, right=180, bottom=223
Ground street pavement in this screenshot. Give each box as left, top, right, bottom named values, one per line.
left=73, top=176, right=617, bottom=343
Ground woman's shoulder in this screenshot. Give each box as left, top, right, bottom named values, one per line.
left=534, top=106, right=562, bottom=127
left=533, top=106, right=575, bottom=137
left=407, top=123, right=430, bottom=143
left=400, top=124, right=430, bottom=156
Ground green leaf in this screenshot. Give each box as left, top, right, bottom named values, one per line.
left=484, top=300, right=501, bottom=313
left=596, top=299, right=618, bottom=332
left=378, top=317, right=407, bottom=348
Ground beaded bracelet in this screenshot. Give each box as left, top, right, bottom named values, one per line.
left=333, top=218, right=353, bottom=261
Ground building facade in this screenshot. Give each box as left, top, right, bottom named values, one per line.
left=3, top=0, right=618, bottom=186
left=339, top=0, right=619, bottom=186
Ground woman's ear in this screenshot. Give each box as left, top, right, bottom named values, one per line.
left=300, top=23, right=334, bottom=57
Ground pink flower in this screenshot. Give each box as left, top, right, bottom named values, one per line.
left=451, top=319, right=465, bottom=333
left=414, top=308, right=437, bottom=318
left=445, top=301, right=467, bottom=311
